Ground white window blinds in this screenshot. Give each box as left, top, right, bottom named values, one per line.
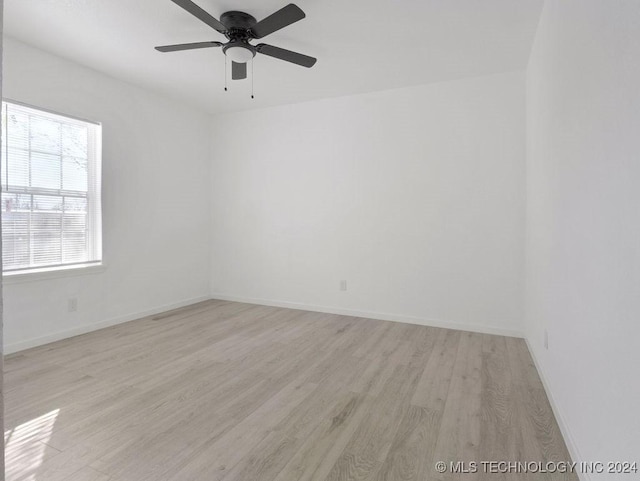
left=1, top=101, right=102, bottom=273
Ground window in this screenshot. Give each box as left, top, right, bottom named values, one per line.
left=1, top=101, right=102, bottom=274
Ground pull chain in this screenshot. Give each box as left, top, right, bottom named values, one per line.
left=224, top=57, right=228, bottom=92
left=251, top=57, right=255, bottom=99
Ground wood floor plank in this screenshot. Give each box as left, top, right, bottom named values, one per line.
left=381, top=402, right=457, bottom=481
left=478, top=334, right=518, bottom=481
left=504, top=338, right=578, bottom=481
left=272, top=392, right=373, bottom=481
left=219, top=377, right=366, bottom=481
left=374, top=329, right=461, bottom=481
left=162, top=381, right=320, bottom=481
left=65, top=466, right=111, bottom=481
left=410, top=328, right=461, bottom=408
left=431, top=331, right=484, bottom=481
left=322, top=364, right=424, bottom=481
left=4, top=300, right=576, bottom=481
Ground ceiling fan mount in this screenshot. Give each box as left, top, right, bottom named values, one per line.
left=155, top=1, right=317, bottom=81
left=219, top=11, right=257, bottom=32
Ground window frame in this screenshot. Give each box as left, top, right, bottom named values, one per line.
left=1, top=99, right=103, bottom=278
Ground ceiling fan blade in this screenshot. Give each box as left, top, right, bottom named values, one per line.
left=256, top=44, right=317, bottom=68
left=171, top=0, right=227, bottom=34
left=232, top=61, right=247, bottom=80
left=250, top=4, right=305, bottom=39
left=155, top=41, right=223, bottom=52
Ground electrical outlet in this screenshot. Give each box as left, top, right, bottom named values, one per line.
left=68, top=298, right=78, bottom=312
left=544, top=330, right=549, bottom=350
left=340, top=280, right=347, bottom=291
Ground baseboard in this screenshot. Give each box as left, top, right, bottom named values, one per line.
left=6, top=292, right=523, bottom=352
left=4, top=295, right=212, bottom=355
left=210, top=292, right=524, bottom=338
left=525, top=338, right=589, bottom=481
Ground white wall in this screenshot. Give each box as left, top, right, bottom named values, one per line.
left=2, top=38, right=212, bottom=353
left=210, top=71, right=526, bottom=336
left=526, top=1, right=640, bottom=476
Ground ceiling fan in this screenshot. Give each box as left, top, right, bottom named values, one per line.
left=155, top=0, right=317, bottom=81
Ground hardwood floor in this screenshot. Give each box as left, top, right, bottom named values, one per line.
left=4, top=300, right=576, bottom=481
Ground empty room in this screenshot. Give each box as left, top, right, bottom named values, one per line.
left=1, top=0, right=639, bottom=480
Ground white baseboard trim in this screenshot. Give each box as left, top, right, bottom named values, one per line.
left=4, top=295, right=212, bottom=355
left=525, top=338, right=589, bottom=481
left=211, top=292, right=524, bottom=338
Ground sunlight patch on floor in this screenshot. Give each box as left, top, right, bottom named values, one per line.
left=4, top=409, right=60, bottom=481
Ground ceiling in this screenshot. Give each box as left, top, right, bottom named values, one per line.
left=4, top=0, right=544, bottom=115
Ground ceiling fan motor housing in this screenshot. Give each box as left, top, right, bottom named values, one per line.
left=220, top=11, right=258, bottom=63
left=220, top=11, right=257, bottom=31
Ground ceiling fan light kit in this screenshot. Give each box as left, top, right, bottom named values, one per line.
left=155, top=0, right=317, bottom=98
left=223, top=44, right=255, bottom=64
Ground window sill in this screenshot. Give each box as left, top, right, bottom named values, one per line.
left=3, top=263, right=106, bottom=284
